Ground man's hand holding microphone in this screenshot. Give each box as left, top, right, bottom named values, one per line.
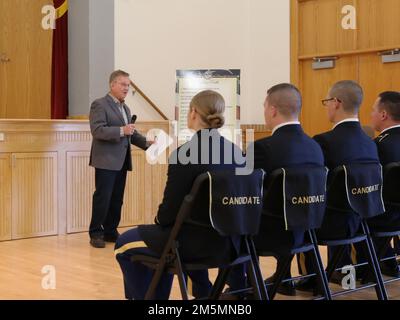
left=121, top=115, right=137, bottom=136
left=122, top=124, right=135, bottom=136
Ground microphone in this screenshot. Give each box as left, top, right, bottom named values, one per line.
left=131, top=114, right=137, bottom=124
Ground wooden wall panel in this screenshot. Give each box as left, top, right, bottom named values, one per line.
left=0, top=154, right=12, bottom=240
left=150, top=164, right=168, bottom=224
left=0, top=119, right=174, bottom=240
left=293, top=0, right=400, bottom=136
left=120, top=152, right=147, bottom=227
left=299, top=0, right=357, bottom=56
left=12, top=152, right=57, bottom=239
left=358, top=54, right=400, bottom=125
left=0, top=0, right=52, bottom=119
left=358, top=0, right=400, bottom=50
left=298, top=0, right=317, bottom=56
left=300, top=56, right=358, bottom=136
left=66, top=152, right=95, bottom=233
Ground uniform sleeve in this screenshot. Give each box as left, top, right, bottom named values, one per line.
left=313, top=134, right=329, bottom=166
left=155, top=151, right=190, bottom=227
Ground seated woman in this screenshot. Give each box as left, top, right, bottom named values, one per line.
left=114, top=90, right=245, bottom=299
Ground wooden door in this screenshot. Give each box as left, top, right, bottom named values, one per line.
left=293, top=0, right=400, bottom=136
left=300, top=57, right=358, bottom=137
left=0, top=0, right=52, bottom=119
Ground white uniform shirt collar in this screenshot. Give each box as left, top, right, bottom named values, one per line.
left=272, top=121, right=300, bottom=135
left=381, top=124, right=400, bottom=134
left=333, top=118, right=359, bottom=129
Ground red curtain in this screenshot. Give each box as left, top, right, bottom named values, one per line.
left=51, top=0, right=68, bottom=119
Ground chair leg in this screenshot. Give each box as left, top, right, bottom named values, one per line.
left=209, top=267, right=231, bottom=300
left=363, top=237, right=392, bottom=282
left=145, top=261, right=168, bottom=300
left=268, top=255, right=292, bottom=300
left=310, top=232, right=332, bottom=300
left=362, top=222, right=388, bottom=300
left=248, top=239, right=269, bottom=300
left=361, top=238, right=388, bottom=300
left=246, top=260, right=262, bottom=300
left=173, top=248, right=189, bottom=300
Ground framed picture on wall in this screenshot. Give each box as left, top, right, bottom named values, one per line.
left=175, top=69, right=241, bottom=146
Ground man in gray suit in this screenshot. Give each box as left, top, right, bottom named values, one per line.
left=89, top=70, right=150, bottom=248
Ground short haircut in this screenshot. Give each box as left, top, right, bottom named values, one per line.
left=329, top=80, right=363, bottom=113
left=377, top=91, right=400, bottom=121
left=266, top=83, right=302, bottom=117
left=109, top=70, right=130, bottom=85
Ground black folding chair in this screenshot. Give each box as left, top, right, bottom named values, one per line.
left=256, top=166, right=332, bottom=300
left=132, top=169, right=268, bottom=300
left=367, top=162, right=400, bottom=287
left=316, top=163, right=388, bottom=300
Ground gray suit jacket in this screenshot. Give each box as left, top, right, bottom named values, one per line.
left=89, top=94, right=148, bottom=171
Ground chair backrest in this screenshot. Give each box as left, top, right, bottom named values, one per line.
left=383, top=161, right=400, bottom=208
left=327, top=162, right=385, bottom=219
left=263, top=166, right=328, bottom=231
left=206, top=169, right=265, bottom=236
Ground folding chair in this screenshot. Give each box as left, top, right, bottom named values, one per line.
left=132, top=169, right=268, bottom=300
left=256, top=166, right=332, bottom=300
left=367, top=162, right=400, bottom=287
left=316, top=163, right=388, bottom=300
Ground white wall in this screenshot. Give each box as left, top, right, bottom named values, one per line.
left=114, top=0, right=290, bottom=124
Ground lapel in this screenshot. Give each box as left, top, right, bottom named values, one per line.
left=121, top=103, right=131, bottom=123
left=105, top=94, right=126, bottom=125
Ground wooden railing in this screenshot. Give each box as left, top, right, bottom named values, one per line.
left=130, top=80, right=168, bottom=120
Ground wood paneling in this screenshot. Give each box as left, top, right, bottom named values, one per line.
left=12, top=152, right=58, bottom=239
left=0, top=154, right=11, bottom=240
left=0, top=119, right=174, bottom=240
left=300, top=56, right=358, bottom=136
left=358, top=54, right=400, bottom=125
left=120, top=152, right=147, bottom=227
left=358, top=0, right=400, bottom=50
left=292, top=0, right=400, bottom=136
left=66, top=152, right=95, bottom=233
left=0, top=0, right=53, bottom=119
left=299, top=0, right=357, bottom=56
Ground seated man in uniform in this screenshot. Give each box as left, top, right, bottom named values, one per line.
left=356, top=91, right=400, bottom=277
left=227, top=83, right=324, bottom=297
left=297, top=80, right=380, bottom=291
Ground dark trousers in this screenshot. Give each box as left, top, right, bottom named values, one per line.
left=115, top=228, right=211, bottom=299
left=228, top=216, right=302, bottom=291
left=299, top=209, right=361, bottom=275
left=89, top=161, right=128, bottom=238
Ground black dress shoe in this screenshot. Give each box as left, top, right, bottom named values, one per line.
left=380, top=264, right=400, bottom=278
left=104, top=232, right=120, bottom=243
left=295, top=277, right=317, bottom=293
left=90, top=237, right=106, bottom=248
left=329, top=270, right=356, bottom=286
left=265, top=274, right=296, bottom=296
left=361, top=264, right=400, bottom=284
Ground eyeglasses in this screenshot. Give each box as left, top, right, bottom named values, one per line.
left=321, top=97, right=342, bottom=106
left=117, top=82, right=131, bottom=88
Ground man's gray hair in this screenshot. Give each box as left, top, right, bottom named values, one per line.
left=109, top=70, right=130, bottom=85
